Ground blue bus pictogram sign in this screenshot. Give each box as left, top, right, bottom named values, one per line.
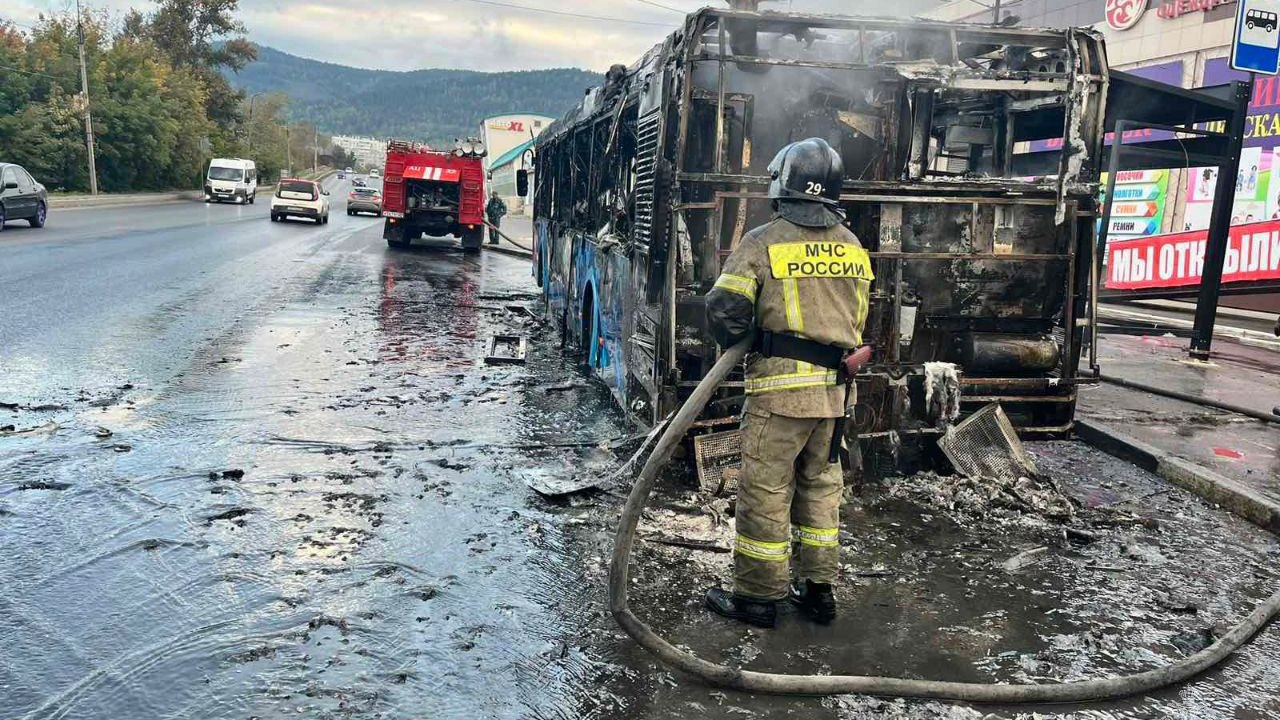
left=1233, top=0, right=1280, bottom=74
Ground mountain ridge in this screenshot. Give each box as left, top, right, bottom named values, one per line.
left=227, top=45, right=600, bottom=145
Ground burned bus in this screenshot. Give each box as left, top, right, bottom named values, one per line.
left=529, top=9, right=1109, bottom=467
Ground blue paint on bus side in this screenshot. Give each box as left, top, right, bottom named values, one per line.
left=537, top=230, right=627, bottom=410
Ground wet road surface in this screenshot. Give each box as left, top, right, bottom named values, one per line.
left=4, top=195, right=1280, bottom=719
left=1, top=191, right=629, bottom=719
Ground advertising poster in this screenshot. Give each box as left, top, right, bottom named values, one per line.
left=1101, top=169, right=1169, bottom=238
left=1108, top=60, right=1280, bottom=291
left=1183, top=59, right=1280, bottom=232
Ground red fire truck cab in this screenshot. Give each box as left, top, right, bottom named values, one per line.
left=381, top=139, right=487, bottom=252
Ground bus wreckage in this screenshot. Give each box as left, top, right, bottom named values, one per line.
left=530, top=9, right=1109, bottom=475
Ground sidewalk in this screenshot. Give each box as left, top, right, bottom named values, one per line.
left=488, top=215, right=534, bottom=259
left=1100, top=302, right=1280, bottom=352
left=1077, top=332, right=1280, bottom=529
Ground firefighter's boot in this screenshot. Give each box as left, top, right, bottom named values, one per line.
left=705, top=587, right=776, bottom=628
left=790, top=579, right=836, bottom=624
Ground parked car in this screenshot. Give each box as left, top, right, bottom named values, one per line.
left=270, top=178, right=330, bottom=224
left=347, top=187, right=382, bottom=216
left=0, top=162, right=48, bottom=232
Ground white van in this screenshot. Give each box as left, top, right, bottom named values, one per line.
left=205, top=158, right=258, bottom=204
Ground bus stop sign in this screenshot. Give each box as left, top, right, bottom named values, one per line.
left=1233, top=0, right=1280, bottom=74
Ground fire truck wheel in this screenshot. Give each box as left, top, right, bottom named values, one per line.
left=461, top=227, right=485, bottom=254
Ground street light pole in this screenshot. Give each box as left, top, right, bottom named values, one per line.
left=75, top=0, right=98, bottom=195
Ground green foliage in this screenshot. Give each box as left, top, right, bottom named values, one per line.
left=231, top=46, right=601, bottom=147
left=0, top=2, right=254, bottom=193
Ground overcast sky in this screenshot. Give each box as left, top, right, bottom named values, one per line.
left=5, top=0, right=946, bottom=72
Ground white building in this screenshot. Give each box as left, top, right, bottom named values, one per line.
left=331, top=135, right=388, bottom=171
left=480, top=114, right=552, bottom=172
left=481, top=114, right=553, bottom=215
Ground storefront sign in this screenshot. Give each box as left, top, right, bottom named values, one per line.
left=488, top=120, right=527, bottom=132
left=1158, top=0, right=1236, bottom=20
left=1107, top=0, right=1236, bottom=28
left=1107, top=0, right=1148, bottom=29
left=1106, top=220, right=1280, bottom=289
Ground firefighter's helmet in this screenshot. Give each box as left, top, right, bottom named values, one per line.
left=767, top=138, right=843, bottom=207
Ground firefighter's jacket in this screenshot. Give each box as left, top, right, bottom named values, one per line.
left=706, top=216, right=873, bottom=418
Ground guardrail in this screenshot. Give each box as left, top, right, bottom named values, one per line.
left=47, top=168, right=340, bottom=210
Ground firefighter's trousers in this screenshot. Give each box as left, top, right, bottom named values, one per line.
left=734, top=407, right=842, bottom=600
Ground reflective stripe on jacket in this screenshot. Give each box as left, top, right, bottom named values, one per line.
left=706, top=216, right=873, bottom=418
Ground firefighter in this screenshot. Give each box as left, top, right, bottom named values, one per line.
left=485, top=190, right=508, bottom=245
left=703, top=137, right=873, bottom=629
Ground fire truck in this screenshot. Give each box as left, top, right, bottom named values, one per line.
left=381, top=138, right=488, bottom=252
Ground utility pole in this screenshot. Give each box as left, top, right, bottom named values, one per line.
left=75, top=0, right=98, bottom=195
left=245, top=93, right=263, bottom=155
left=313, top=127, right=318, bottom=175
left=993, top=0, right=1002, bottom=23
left=285, top=123, right=292, bottom=179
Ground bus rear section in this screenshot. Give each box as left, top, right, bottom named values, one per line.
left=382, top=140, right=487, bottom=252
left=530, top=10, right=1110, bottom=477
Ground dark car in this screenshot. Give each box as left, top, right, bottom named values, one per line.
left=0, top=162, right=48, bottom=232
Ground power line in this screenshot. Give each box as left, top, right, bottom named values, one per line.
left=1, top=17, right=40, bottom=30
left=631, top=0, right=687, bottom=12
left=450, top=0, right=673, bottom=26
left=0, top=63, right=71, bottom=80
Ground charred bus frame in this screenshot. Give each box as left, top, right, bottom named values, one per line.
left=531, top=9, right=1114, bottom=465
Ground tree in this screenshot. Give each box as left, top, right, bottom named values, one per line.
left=144, top=0, right=256, bottom=127
left=147, top=0, right=255, bottom=70
left=0, top=7, right=236, bottom=192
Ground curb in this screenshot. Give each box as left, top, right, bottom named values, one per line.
left=48, top=171, right=339, bottom=211
left=1076, top=418, right=1280, bottom=534
left=486, top=244, right=533, bottom=260
left=50, top=191, right=202, bottom=209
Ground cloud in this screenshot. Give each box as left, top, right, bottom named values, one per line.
left=6, top=0, right=939, bottom=71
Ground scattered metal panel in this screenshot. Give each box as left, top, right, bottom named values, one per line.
left=938, top=403, right=1039, bottom=483
left=484, top=335, right=527, bottom=365
left=693, top=429, right=742, bottom=496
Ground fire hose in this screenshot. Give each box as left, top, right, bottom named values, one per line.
left=482, top=220, right=533, bottom=252
left=608, top=337, right=1280, bottom=701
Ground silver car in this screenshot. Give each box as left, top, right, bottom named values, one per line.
left=346, top=187, right=382, bottom=216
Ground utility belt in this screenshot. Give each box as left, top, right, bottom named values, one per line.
left=755, top=330, right=852, bottom=380
left=753, top=329, right=860, bottom=464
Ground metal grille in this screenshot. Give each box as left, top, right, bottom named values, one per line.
left=938, top=403, right=1038, bottom=483
left=632, top=110, right=662, bottom=246
left=693, top=429, right=742, bottom=496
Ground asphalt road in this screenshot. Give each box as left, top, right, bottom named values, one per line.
left=0, top=182, right=633, bottom=719
left=3, top=190, right=1280, bottom=720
